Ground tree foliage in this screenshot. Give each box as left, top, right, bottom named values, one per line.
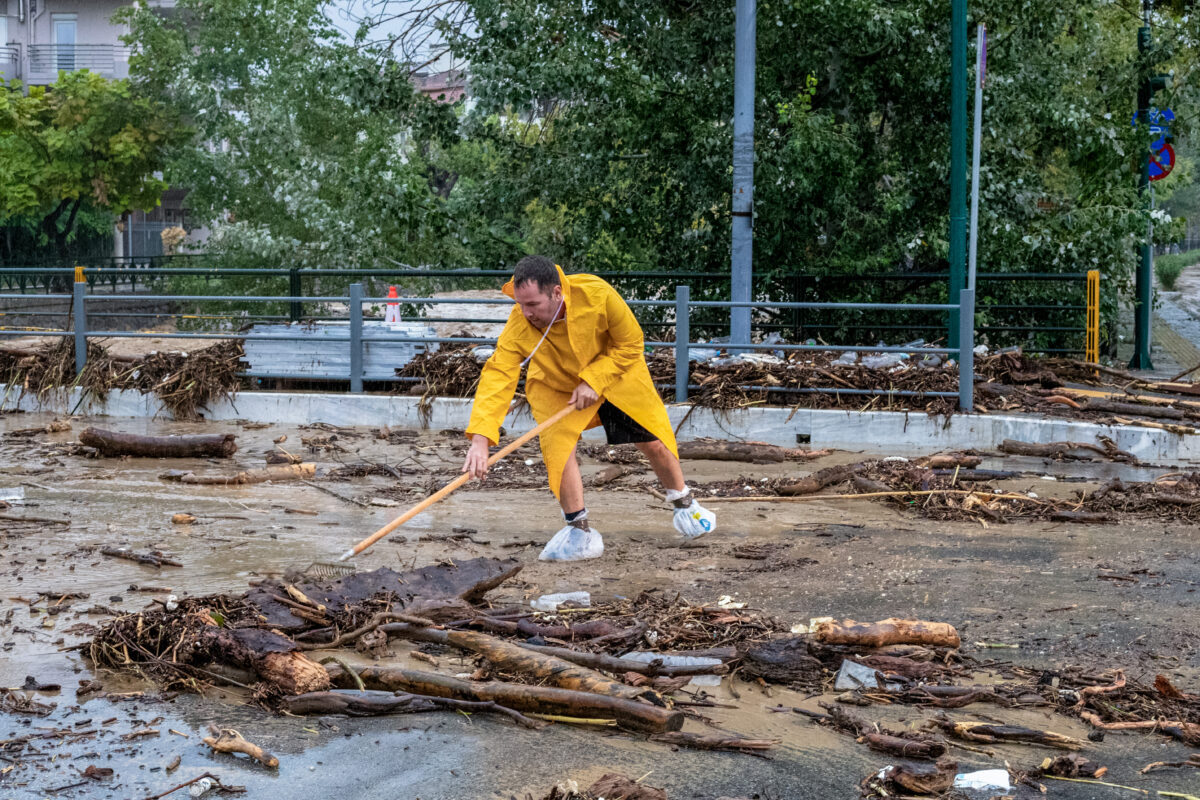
left=0, top=70, right=186, bottom=258
left=122, top=0, right=1200, bottom=348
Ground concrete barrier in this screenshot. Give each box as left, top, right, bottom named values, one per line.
left=5, top=384, right=1200, bottom=464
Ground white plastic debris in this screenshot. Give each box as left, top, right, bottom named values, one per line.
left=470, top=345, right=495, bottom=362
left=973, top=344, right=990, bottom=356
left=1040, top=475, right=1057, bottom=481
left=716, top=595, right=746, bottom=609
left=189, top=776, right=216, bottom=797
left=707, top=353, right=785, bottom=368
left=164, top=595, right=179, bottom=612
left=834, top=659, right=904, bottom=691
left=530, top=592, right=591, bottom=612
left=622, top=651, right=724, bottom=686
left=881, top=456, right=909, bottom=463
left=524, top=458, right=535, bottom=466
left=0, top=487, right=25, bottom=503
left=832, top=351, right=858, bottom=366
left=952, top=769, right=1010, bottom=792
left=861, top=353, right=907, bottom=369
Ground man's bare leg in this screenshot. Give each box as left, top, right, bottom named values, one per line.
left=635, top=440, right=685, bottom=493
left=558, top=445, right=586, bottom=515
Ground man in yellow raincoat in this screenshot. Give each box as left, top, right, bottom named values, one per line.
left=461, top=255, right=716, bottom=561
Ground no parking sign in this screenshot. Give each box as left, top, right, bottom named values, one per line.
left=1133, top=107, right=1175, bottom=181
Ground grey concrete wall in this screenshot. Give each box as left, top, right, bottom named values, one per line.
left=5, top=386, right=1200, bottom=465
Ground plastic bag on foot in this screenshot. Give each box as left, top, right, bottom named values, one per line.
left=538, top=524, right=604, bottom=561
left=673, top=500, right=716, bottom=539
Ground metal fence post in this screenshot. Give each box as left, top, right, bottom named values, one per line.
left=73, top=268, right=87, bottom=376
left=289, top=267, right=302, bottom=322
left=957, top=288, right=975, bottom=411
left=349, top=283, right=364, bottom=393
left=675, top=285, right=690, bottom=403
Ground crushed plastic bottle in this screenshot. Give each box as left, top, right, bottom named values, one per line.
left=530, top=592, right=591, bottom=612
left=832, top=351, right=858, bottom=366
left=622, top=652, right=724, bottom=686
left=189, top=777, right=216, bottom=798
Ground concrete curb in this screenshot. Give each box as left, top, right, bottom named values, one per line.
left=4, top=385, right=1199, bottom=464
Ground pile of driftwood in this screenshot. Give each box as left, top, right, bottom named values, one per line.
left=388, top=344, right=1200, bottom=424
left=696, top=449, right=1200, bottom=524
left=0, top=340, right=242, bottom=419
left=86, top=558, right=781, bottom=750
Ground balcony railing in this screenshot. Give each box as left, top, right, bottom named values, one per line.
left=27, top=44, right=130, bottom=81
left=0, top=46, right=18, bottom=81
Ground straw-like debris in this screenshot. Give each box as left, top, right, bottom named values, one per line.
left=695, top=455, right=1200, bottom=524
left=0, top=339, right=243, bottom=418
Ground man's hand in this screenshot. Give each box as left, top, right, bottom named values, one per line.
left=569, top=380, right=599, bottom=410
left=462, top=434, right=491, bottom=480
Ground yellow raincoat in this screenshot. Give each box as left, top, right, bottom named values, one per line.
left=465, top=265, right=677, bottom=498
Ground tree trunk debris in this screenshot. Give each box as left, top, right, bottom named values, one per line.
left=79, top=428, right=237, bottom=458
left=814, top=618, right=961, bottom=649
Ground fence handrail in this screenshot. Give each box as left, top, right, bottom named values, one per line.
left=7, top=280, right=984, bottom=410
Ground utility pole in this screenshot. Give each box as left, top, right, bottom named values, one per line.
left=730, top=0, right=755, bottom=348
left=1130, top=0, right=1169, bottom=369
left=948, top=0, right=967, bottom=349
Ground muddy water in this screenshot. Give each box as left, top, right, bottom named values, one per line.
left=1, top=412, right=1199, bottom=798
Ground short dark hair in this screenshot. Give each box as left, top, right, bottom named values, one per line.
left=512, top=255, right=560, bottom=294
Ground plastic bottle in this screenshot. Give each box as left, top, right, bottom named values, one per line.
left=530, top=591, right=591, bottom=611
left=189, top=777, right=216, bottom=798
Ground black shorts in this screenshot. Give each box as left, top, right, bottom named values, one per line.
left=597, top=402, right=657, bottom=445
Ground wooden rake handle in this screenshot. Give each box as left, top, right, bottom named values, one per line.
left=339, top=403, right=583, bottom=561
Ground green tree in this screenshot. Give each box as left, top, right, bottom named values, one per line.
left=0, top=70, right=187, bottom=259
left=116, top=0, right=467, bottom=272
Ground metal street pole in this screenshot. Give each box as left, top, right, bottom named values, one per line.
left=967, top=25, right=986, bottom=293
left=948, top=0, right=967, bottom=348
left=1130, top=0, right=1155, bottom=369
left=730, top=0, right=755, bottom=349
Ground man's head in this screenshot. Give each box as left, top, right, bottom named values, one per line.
left=512, top=255, right=563, bottom=329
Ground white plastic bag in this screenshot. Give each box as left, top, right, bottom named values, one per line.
left=672, top=500, right=716, bottom=539
left=538, top=525, right=604, bottom=561
left=531, top=592, right=591, bottom=611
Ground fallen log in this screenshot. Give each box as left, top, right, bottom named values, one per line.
left=862, top=732, right=948, bottom=759
left=79, top=428, right=237, bottom=459
left=863, top=760, right=958, bottom=796
left=170, top=463, right=316, bottom=486
left=202, top=724, right=278, bottom=768
left=517, top=643, right=729, bottom=678
left=99, top=547, right=182, bottom=568
left=280, top=688, right=542, bottom=728
left=393, top=626, right=663, bottom=705
left=1079, top=710, right=1200, bottom=745
left=778, top=464, right=858, bottom=496
left=915, top=453, right=983, bottom=469
left=676, top=439, right=816, bottom=463
left=931, top=717, right=1085, bottom=750
left=1085, top=398, right=1188, bottom=420
left=648, top=731, right=778, bottom=754
left=196, top=627, right=330, bottom=695
left=344, top=665, right=685, bottom=733
left=737, top=637, right=824, bottom=684
left=592, top=464, right=642, bottom=487
left=814, top=618, right=960, bottom=649
left=999, top=439, right=1137, bottom=463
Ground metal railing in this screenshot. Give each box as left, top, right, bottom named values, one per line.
left=0, top=276, right=978, bottom=411
left=0, top=260, right=1084, bottom=353
left=27, top=44, right=129, bottom=77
